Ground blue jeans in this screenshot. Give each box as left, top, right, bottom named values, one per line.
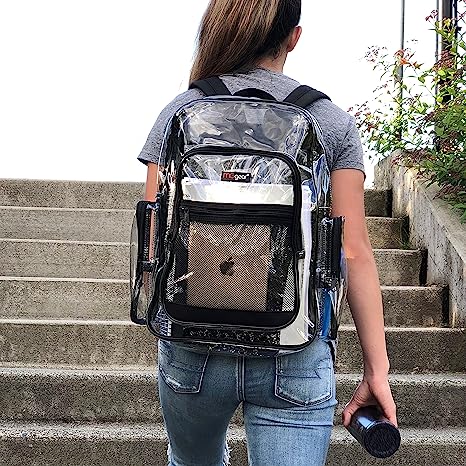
left=157, top=337, right=337, bottom=466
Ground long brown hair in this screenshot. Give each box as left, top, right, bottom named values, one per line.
left=190, top=0, right=301, bottom=83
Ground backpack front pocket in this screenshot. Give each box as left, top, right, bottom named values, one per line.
left=161, top=201, right=299, bottom=330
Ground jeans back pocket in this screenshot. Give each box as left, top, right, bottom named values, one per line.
left=275, top=338, right=335, bottom=407
left=158, top=340, right=209, bottom=394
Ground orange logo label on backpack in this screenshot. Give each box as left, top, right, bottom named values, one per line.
left=221, top=171, right=252, bottom=183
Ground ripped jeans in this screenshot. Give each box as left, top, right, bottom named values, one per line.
left=157, top=337, right=337, bottom=466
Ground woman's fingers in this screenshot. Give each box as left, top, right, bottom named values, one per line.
left=369, top=378, right=398, bottom=427
left=342, top=378, right=398, bottom=428
left=342, top=400, right=358, bottom=427
left=341, top=381, right=373, bottom=427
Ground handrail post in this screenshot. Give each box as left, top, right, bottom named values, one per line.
left=397, top=0, right=406, bottom=140
left=437, top=1, right=458, bottom=117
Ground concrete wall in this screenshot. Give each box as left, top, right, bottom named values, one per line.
left=374, top=153, right=466, bottom=327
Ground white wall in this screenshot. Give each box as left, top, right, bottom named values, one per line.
left=0, top=1, right=437, bottom=186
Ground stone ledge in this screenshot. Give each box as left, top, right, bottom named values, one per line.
left=374, top=153, right=466, bottom=326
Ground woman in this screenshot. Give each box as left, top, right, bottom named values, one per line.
left=138, top=1, right=397, bottom=465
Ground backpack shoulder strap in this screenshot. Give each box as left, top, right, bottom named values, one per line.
left=284, top=85, right=331, bottom=108
left=234, top=88, right=277, bottom=101
left=189, top=77, right=232, bottom=96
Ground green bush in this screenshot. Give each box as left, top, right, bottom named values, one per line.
left=351, top=6, right=466, bottom=222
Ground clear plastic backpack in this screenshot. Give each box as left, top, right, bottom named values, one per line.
left=130, top=77, right=347, bottom=355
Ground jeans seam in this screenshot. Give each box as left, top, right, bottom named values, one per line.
left=237, top=356, right=245, bottom=401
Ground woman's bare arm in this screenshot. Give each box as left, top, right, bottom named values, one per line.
left=144, top=163, right=162, bottom=269
left=144, top=162, right=162, bottom=201
left=330, top=168, right=397, bottom=427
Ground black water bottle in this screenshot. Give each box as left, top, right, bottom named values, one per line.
left=347, top=405, right=401, bottom=458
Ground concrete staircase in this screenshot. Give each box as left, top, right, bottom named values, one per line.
left=0, top=179, right=465, bottom=466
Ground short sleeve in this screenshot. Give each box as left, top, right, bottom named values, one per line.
left=137, top=107, right=170, bottom=167
left=332, top=117, right=366, bottom=179
left=137, top=89, right=202, bottom=167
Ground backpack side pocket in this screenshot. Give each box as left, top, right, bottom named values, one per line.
left=130, top=200, right=160, bottom=325
left=316, top=216, right=347, bottom=339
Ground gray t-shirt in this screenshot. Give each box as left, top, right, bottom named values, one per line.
left=138, top=68, right=365, bottom=178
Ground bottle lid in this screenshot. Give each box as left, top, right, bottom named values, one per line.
left=363, top=422, right=401, bottom=459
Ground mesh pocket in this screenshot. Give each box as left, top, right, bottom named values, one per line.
left=162, top=204, right=297, bottom=328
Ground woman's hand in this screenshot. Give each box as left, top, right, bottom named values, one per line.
left=342, top=374, right=397, bottom=427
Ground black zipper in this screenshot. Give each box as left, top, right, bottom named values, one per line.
left=330, top=217, right=343, bottom=279
left=181, top=200, right=294, bottom=225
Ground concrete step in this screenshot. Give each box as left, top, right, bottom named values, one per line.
left=0, top=206, right=133, bottom=243
left=0, top=239, right=424, bottom=284
left=366, top=217, right=407, bottom=249
left=1, top=320, right=464, bottom=373
left=1, top=422, right=464, bottom=466
left=327, top=427, right=466, bottom=466
left=0, top=179, right=144, bottom=210
left=364, top=189, right=391, bottom=217
left=0, top=277, right=444, bottom=326
left=0, top=180, right=391, bottom=217
left=341, top=285, right=445, bottom=327
left=0, top=207, right=401, bottom=246
left=0, top=367, right=465, bottom=427
left=336, top=326, right=466, bottom=374
left=0, top=276, right=444, bottom=326
left=372, top=249, right=424, bottom=286
left=0, top=239, right=128, bottom=280
left=0, top=277, right=128, bottom=321
left=0, top=423, right=464, bottom=466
